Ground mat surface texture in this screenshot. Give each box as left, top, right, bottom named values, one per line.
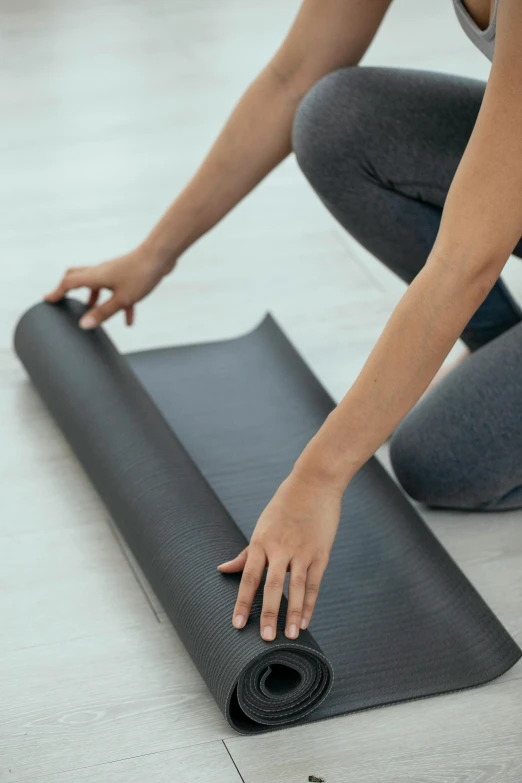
left=14, top=300, right=521, bottom=733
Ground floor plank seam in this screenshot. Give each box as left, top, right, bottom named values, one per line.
left=105, top=516, right=162, bottom=623
left=223, top=740, right=247, bottom=783
left=330, top=227, right=388, bottom=293
left=11, top=738, right=236, bottom=782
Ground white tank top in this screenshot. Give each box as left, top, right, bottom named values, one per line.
left=453, top=0, right=499, bottom=61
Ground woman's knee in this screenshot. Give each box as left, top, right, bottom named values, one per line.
left=389, top=416, right=484, bottom=511
left=389, top=413, right=518, bottom=511
left=389, top=421, right=441, bottom=507
left=292, top=67, right=379, bottom=201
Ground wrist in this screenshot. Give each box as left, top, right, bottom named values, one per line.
left=139, top=235, right=180, bottom=274
left=293, top=412, right=361, bottom=496
left=143, top=191, right=213, bottom=273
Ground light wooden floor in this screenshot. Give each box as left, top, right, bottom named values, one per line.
left=1, top=1, right=521, bottom=781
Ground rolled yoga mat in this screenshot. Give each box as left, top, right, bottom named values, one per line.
left=15, top=299, right=521, bottom=734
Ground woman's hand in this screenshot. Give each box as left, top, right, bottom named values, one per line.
left=218, top=468, right=343, bottom=641
left=44, top=244, right=175, bottom=329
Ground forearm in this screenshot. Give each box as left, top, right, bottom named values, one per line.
left=295, top=253, right=497, bottom=491
left=144, top=64, right=300, bottom=267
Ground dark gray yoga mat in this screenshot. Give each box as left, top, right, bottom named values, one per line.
left=14, top=299, right=521, bottom=734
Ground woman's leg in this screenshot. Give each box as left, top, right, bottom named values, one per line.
left=389, top=320, right=522, bottom=510
left=292, top=66, right=522, bottom=351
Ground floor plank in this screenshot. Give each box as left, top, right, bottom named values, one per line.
left=225, top=677, right=522, bottom=783
left=9, top=742, right=242, bottom=783
left=0, top=624, right=234, bottom=781
left=0, top=367, right=164, bottom=652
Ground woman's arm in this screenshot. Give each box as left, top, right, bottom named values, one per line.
left=221, top=0, right=522, bottom=641
left=298, top=0, right=522, bottom=488
left=46, top=0, right=392, bottom=327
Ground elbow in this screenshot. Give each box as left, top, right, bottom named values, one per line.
left=267, top=58, right=300, bottom=90
left=429, top=246, right=509, bottom=309
left=467, top=264, right=501, bottom=308
left=266, top=57, right=309, bottom=103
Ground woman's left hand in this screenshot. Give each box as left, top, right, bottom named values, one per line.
left=218, top=468, right=343, bottom=641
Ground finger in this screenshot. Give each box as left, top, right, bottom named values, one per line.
left=88, top=289, right=100, bottom=309
left=44, top=288, right=65, bottom=303
left=44, top=276, right=74, bottom=302
left=261, top=558, right=289, bottom=641
left=232, top=546, right=266, bottom=630
left=300, top=559, right=327, bottom=631
left=125, top=305, right=134, bottom=326
left=44, top=269, right=96, bottom=303
left=217, top=547, right=248, bottom=573
left=285, top=560, right=308, bottom=639
left=79, top=295, right=122, bottom=329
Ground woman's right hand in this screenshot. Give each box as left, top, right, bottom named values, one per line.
left=44, top=245, right=174, bottom=329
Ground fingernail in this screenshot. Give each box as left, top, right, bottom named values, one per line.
left=233, top=615, right=245, bottom=629
left=300, top=618, right=308, bottom=630
left=263, top=626, right=274, bottom=641
left=286, top=624, right=298, bottom=639
left=79, top=315, right=97, bottom=330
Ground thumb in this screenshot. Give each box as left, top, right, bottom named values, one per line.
left=217, top=547, right=249, bottom=573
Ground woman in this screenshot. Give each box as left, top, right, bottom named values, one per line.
left=46, top=0, right=522, bottom=644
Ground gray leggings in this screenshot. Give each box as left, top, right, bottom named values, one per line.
left=292, top=66, right=522, bottom=511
